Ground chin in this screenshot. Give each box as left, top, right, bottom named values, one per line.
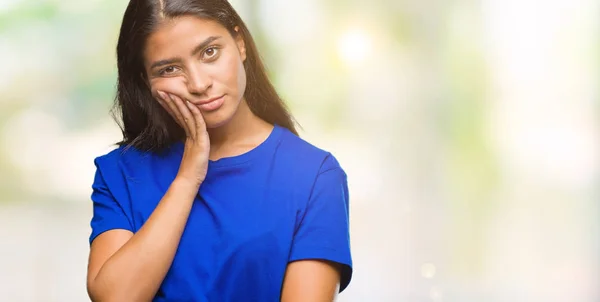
left=202, top=97, right=243, bottom=129
left=204, top=118, right=230, bottom=129
left=202, top=108, right=235, bottom=129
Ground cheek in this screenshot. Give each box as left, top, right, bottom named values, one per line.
left=149, top=77, right=188, bottom=98
left=236, top=61, right=247, bottom=96
left=215, top=54, right=246, bottom=98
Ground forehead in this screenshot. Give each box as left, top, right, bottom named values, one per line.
left=144, top=15, right=230, bottom=59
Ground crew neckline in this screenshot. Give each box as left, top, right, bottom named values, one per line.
left=172, top=124, right=283, bottom=168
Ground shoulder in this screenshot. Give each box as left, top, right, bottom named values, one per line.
left=94, top=142, right=173, bottom=168
left=94, top=144, right=142, bottom=169
left=91, top=143, right=178, bottom=203
left=92, top=143, right=168, bottom=184
left=276, top=126, right=345, bottom=175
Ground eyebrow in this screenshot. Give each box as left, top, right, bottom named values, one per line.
left=150, top=36, right=222, bottom=70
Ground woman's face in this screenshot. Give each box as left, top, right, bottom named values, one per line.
left=143, top=15, right=247, bottom=128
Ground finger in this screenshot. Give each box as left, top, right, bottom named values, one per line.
left=162, top=92, right=189, bottom=135
left=170, top=94, right=196, bottom=139
left=185, top=99, right=207, bottom=133
left=156, top=91, right=182, bottom=128
left=157, top=90, right=181, bottom=120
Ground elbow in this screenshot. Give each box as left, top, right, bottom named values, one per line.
left=87, top=280, right=136, bottom=302
left=87, top=280, right=114, bottom=302
left=87, top=268, right=156, bottom=302
left=86, top=281, right=103, bottom=302
left=87, top=276, right=100, bottom=301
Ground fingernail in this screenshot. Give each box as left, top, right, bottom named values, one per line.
left=157, top=90, right=167, bottom=100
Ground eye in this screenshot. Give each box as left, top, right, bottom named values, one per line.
left=203, top=46, right=220, bottom=60
left=159, top=66, right=180, bottom=76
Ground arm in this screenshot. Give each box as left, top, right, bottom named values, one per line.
left=280, top=260, right=341, bottom=302
left=283, top=155, right=354, bottom=302
left=87, top=178, right=199, bottom=302
left=87, top=92, right=209, bottom=301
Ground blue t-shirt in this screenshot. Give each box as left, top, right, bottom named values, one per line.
left=89, top=124, right=353, bottom=301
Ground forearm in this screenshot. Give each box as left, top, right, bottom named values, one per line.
left=89, top=177, right=199, bottom=301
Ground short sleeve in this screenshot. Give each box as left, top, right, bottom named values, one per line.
left=89, top=157, right=134, bottom=245
left=289, top=155, right=353, bottom=292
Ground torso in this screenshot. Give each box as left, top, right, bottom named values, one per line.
left=100, top=125, right=331, bottom=301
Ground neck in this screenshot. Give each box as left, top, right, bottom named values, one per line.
left=207, top=98, right=271, bottom=152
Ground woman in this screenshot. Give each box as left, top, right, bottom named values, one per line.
left=86, top=0, right=352, bottom=301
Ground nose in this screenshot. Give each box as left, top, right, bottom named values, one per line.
left=186, top=65, right=212, bottom=95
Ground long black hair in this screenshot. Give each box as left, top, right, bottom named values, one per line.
left=112, top=0, right=298, bottom=152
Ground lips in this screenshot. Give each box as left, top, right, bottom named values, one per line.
left=195, top=95, right=225, bottom=105
left=195, top=95, right=225, bottom=112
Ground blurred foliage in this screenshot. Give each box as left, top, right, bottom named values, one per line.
left=0, top=1, right=598, bottom=301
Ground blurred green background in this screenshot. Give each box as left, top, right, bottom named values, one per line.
left=0, top=0, right=598, bottom=301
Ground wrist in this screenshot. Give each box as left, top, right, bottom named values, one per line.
left=172, top=175, right=202, bottom=191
